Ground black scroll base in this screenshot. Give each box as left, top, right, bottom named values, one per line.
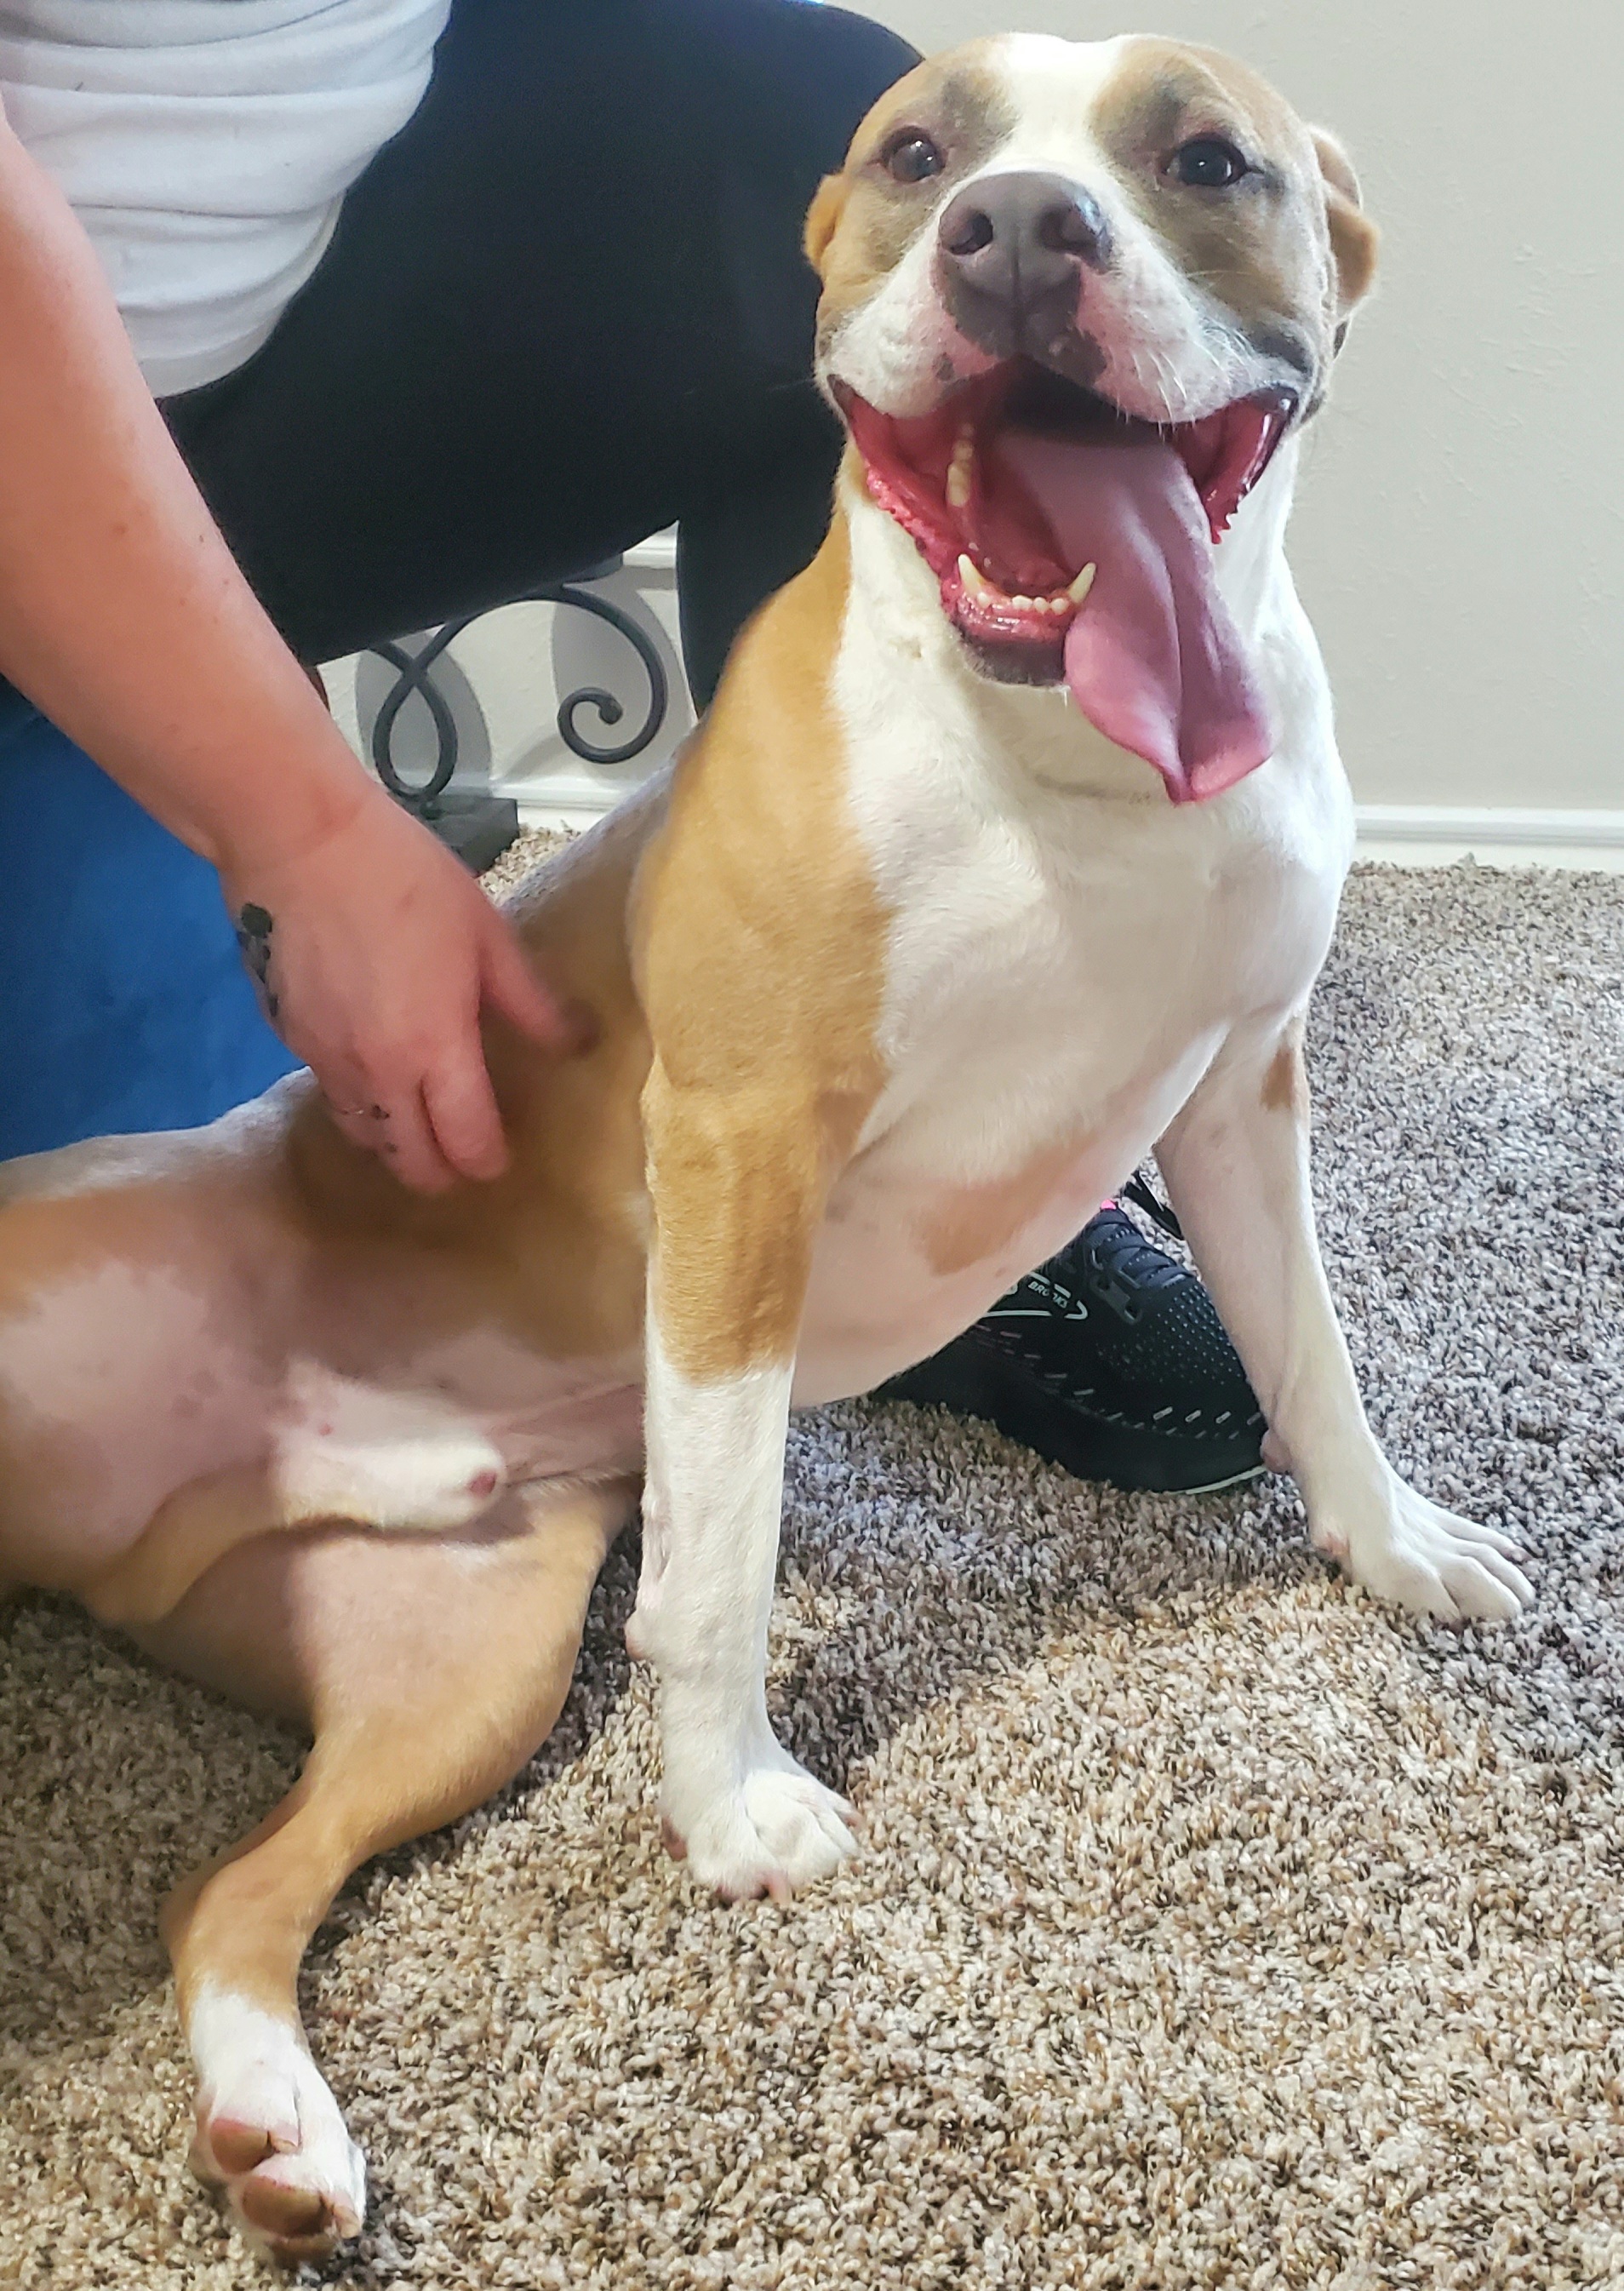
left=421, top=788, right=522, bottom=873
left=355, top=556, right=672, bottom=871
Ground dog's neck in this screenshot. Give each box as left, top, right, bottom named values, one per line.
left=832, top=438, right=1304, bottom=807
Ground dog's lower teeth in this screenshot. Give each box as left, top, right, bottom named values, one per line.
left=957, top=559, right=1086, bottom=622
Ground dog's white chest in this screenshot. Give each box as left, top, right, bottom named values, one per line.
left=793, top=597, right=1348, bottom=1405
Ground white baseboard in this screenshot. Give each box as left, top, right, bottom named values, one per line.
left=518, top=784, right=1624, bottom=873
left=624, top=533, right=678, bottom=573
left=1354, top=805, right=1624, bottom=872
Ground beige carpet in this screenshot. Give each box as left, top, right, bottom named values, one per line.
left=3, top=856, right=1622, bottom=2288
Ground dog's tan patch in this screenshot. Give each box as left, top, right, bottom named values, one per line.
left=1261, top=1021, right=1307, bottom=1117
left=636, top=518, right=889, bottom=1382
left=920, top=1132, right=1091, bottom=1278
left=808, top=45, right=1016, bottom=349
left=285, top=787, right=662, bottom=1369
left=1092, top=37, right=1375, bottom=381
left=1310, top=127, right=1379, bottom=326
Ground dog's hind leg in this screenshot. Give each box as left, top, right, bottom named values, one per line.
left=85, top=1464, right=292, bottom=1630
left=86, top=1400, right=512, bottom=1630
left=159, top=1477, right=632, bottom=2264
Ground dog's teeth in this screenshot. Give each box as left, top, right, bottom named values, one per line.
left=1067, top=564, right=1099, bottom=604
left=1012, top=594, right=1035, bottom=610
left=1044, top=596, right=1070, bottom=615
left=946, top=426, right=975, bottom=510
left=958, top=553, right=989, bottom=599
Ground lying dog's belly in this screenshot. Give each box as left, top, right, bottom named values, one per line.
left=0, top=1247, right=641, bottom=1584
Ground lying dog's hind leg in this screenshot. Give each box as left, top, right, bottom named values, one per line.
left=162, top=1476, right=632, bottom=2265
left=86, top=1406, right=512, bottom=1631
left=85, top=1464, right=290, bottom=1630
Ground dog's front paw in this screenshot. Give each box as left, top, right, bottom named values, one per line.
left=664, top=1755, right=858, bottom=1901
left=1319, top=1475, right=1532, bottom=1623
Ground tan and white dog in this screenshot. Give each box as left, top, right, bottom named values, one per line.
left=0, top=33, right=1530, bottom=2264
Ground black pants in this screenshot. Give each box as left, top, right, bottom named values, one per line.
left=163, top=0, right=918, bottom=707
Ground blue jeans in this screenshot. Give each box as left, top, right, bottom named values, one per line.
left=0, top=682, right=299, bottom=1160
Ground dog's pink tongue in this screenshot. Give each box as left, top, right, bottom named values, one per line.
left=992, top=432, right=1272, bottom=802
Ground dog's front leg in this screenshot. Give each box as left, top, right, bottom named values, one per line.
left=627, top=1062, right=857, bottom=1899
left=1156, top=1019, right=1531, bottom=1621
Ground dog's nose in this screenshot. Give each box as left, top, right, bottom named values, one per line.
left=935, top=170, right=1113, bottom=308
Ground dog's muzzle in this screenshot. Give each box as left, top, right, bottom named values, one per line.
left=934, top=170, right=1112, bottom=379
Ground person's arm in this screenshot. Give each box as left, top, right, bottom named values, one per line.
left=0, top=95, right=574, bottom=1190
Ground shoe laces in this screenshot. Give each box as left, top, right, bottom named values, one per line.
left=1079, top=1205, right=1186, bottom=1298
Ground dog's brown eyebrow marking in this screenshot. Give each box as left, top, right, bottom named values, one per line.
left=1095, top=43, right=1294, bottom=174
left=1124, top=77, right=1192, bottom=153
left=852, top=57, right=1018, bottom=178
left=930, top=64, right=1020, bottom=167
left=811, top=48, right=1019, bottom=358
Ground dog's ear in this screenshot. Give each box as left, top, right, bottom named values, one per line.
left=1311, top=128, right=1379, bottom=346
left=803, top=173, right=851, bottom=276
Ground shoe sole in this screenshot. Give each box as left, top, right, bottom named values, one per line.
left=879, top=1345, right=1267, bottom=1498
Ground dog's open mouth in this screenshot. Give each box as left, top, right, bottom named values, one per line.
left=838, top=361, right=1298, bottom=802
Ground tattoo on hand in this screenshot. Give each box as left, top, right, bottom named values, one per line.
left=235, top=902, right=279, bottom=1021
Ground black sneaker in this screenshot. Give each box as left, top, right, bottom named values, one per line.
left=879, top=1180, right=1267, bottom=1494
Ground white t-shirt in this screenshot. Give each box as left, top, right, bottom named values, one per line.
left=0, top=0, right=451, bottom=395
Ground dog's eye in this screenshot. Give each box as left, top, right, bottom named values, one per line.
left=882, top=129, right=945, bottom=185
left=1170, top=136, right=1250, bottom=189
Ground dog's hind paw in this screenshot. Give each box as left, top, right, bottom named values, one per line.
left=1322, top=1472, right=1532, bottom=1624
left=665, top=1756, right=859, bottom=1902
left=188, top=1990, right=365, bottom=2263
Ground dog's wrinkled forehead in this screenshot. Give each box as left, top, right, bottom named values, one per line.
left=807, top=33, right=1371, bottom=380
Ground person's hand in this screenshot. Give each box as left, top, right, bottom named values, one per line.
left=223, top=783, right=576, bottom=1191
left=0, top=103, right=576, bottom=1180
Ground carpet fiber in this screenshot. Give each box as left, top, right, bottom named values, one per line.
left=3, top=857, right=1622, bottom=2288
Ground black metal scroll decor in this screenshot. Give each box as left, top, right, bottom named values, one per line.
left=361, top=557, right=670, bottom=868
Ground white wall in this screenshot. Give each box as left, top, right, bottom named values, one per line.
left=862, top=0, right=1621, bottom=818
left=332, top=2, right=1621, bottom=858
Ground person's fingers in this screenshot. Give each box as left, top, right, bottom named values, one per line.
left=314, top=1068, right=449, bottom=1190
left=478, top=903, right=591, bottom=1051
left=421, top=1044, right=510, bottom=1183
left=311, top=1034, right=457, bottom=1192
left=326, top=1100, right=387, bottom=1158
left=370, top=1083, right=459, bottom=1194
left=305, top=1049, right=379, bottom=1146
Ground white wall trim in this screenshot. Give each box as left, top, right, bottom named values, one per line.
left=519, top=792, right=1624, bottom=871
left=1354, top=805, right=1624, bottom=873
left=624, top=533, right=678, bottom=573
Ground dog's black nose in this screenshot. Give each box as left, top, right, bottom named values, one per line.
left=936, top=169, right=1113, bottom=308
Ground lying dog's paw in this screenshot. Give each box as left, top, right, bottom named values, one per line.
left=1320, top=1474, right=1532, bottom=1624
left=665, top=1755, right=858, bottom=1902
left=190, top=1996, right=365, bottom=2264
